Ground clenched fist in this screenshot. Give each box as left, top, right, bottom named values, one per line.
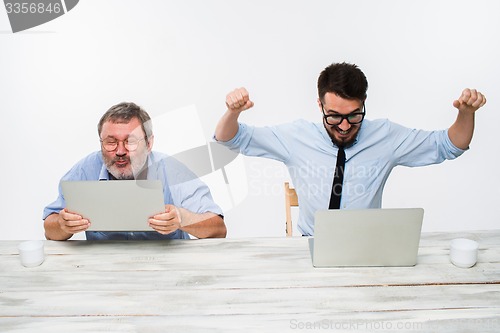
left=453, top=88, right=486, bottom=114
left=226, top=87, right=254, bottom=113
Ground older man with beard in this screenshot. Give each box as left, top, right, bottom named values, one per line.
left=214, top=62, right=486, bottom=236
left=44, top=102, right=226, bottom=240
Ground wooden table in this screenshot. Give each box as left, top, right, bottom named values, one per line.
left=1, top=231, right=499, bottom=332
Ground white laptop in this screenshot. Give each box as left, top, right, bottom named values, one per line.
left=61, top=180, right=166, bottom=231
left=309, top=208, right=424, bottom=267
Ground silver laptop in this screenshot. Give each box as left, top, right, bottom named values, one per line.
left=309, top=208, right=424, bottom=267
left=61, top=180, right=165, bottom=231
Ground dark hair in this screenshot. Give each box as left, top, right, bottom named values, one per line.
left=97, top=102, right=153, bottom=142
left=317, top=62, right=368, bottom=102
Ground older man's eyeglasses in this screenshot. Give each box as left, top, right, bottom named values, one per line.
left=100, top=137, right=146, bottom=152
left=321, top=102, right=366, bottom=126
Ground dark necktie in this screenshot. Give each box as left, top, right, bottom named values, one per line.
left=329, top=146, right=345, bottom=209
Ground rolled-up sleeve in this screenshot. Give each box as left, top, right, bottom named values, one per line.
left=391, top=122, right=467, bottom=167
left=215, top=123, right=291, bottom=163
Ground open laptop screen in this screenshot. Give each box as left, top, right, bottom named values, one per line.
left=61, top=180, right=165, bottom=231
left=310, top=208, right=424, bottom=267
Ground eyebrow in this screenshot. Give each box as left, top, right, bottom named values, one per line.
left=324, top=107, right=362, bottom=115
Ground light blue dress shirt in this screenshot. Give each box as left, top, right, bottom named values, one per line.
left=217, top=119, right=466, bottom=236
left=43, top=151, right=223, bottom=240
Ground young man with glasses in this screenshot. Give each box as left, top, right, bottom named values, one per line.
left=214, top=62, right=486, bottom=236
left=44, top=102, right=226, bottom=240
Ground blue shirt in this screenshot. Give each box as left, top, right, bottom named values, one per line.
left=217, top=119, right=466, bottom=236
left=43, top=151, right=223, bottom=240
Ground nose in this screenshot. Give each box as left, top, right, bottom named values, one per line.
left=337, top=118, right=351, bottom=131
left=115, top=141, right=128, bottom=155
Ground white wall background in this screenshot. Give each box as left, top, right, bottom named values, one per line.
left=1, top=0, right=498, bottom=240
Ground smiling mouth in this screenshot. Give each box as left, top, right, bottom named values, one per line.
left=337, top=129, right=349, bottom=135
left=334, top=127, right=350, bottom=136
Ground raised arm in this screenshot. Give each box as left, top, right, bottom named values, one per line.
left=214, top=87, right=254, bottom=142
left=448, top=88, right=487, bottom=150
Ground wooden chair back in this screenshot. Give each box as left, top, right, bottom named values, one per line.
left=284, top=182, right=298, bottom=237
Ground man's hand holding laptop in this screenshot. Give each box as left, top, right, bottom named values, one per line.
left=149, top=205, right=222, bottom=236
left=56, top=208, right=91, bottom=235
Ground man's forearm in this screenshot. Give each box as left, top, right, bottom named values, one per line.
left=214, top=110, right=240, bottom=142
left=448, top=111, right=475, bottom=150
left=179, top=211, right=227, bottom=238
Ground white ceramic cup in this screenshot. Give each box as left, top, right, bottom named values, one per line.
left=450, top=238, right=479, bottom=268
left=18, top=240, right=45, bottom=267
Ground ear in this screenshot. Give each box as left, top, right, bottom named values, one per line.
left=147, top=135, right=154, bottom=152
left=317, top=98, right=323, bottom=112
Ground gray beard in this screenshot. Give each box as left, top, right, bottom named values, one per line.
left=103, top=154, right=148, bottom=180
left=109, top=170, right=135, bottom=180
